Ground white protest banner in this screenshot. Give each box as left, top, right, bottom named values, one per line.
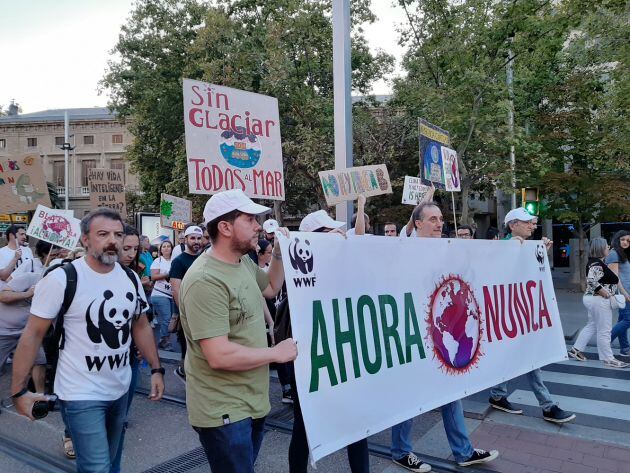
left=278, top=234, right=566, bottom=463
left=441, top=146, right=461, bottom=192
left=401, top=176, right=432, bottom=205
left=318, top=164, right=392, bottom=206
left=27, top=205, right=81, bottom=250
left=88, top=168, right=127, bottom=219
left=183, top=79, right=285, bottom=200
left=160, top=193, right=192, bottom=231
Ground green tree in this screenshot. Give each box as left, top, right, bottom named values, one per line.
left=102, top=0, right=392, bottom=219
left=392, top=0, right=575, bottom=224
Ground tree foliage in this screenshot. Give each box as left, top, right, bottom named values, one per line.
left=101, top=0, right=392, bottom=220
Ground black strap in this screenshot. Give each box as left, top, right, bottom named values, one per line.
left=52, top=263, right=78, bottom=351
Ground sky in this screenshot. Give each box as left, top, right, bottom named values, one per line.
left=0, top=0, right=407, bottom=114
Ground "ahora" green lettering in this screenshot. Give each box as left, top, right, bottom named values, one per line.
left=309, top=292, right=425, bottom=393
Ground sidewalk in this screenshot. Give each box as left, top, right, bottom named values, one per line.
left=470, top=421, right=630, bottom=473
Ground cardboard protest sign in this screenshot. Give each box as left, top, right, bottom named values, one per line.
left=27, top=205, right=81, bottom=250
left=160, top=193, right=192, bottom=230
left=318, top=164, right=392, bottom=206
left=419, top=119, right=451, bottom=189
left=183, top=79, right=285, bottom=200
left=441, top=146, right=461, bottom=192
left=278, top=234, right=566, bottom=463
left=0, top=154, right=51, bottom=213
left=88, top=168, right=127, bottom=219
left=401, top=176, right=432, bottom=205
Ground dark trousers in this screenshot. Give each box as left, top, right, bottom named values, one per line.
left=289, top=365, right=369, bottom=473
left=195, top=417, right=266, bottom=473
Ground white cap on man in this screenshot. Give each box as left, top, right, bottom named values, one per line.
left=203, top=189, right=271, bottom=224
left=299, top=210, right=346, bottom=232
left=262, top=219, right=279, bottom=234
left=184, top=225, right=203, bottom=237
left=504, top=207, right=537, bottom=225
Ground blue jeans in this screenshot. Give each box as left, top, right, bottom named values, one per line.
left=60, top=393, right=129, bottom=473
left=391, top=419, right=414, bottom=459
left=490, top=368, right=555, bottom=411
left=111, top=359, right=139, bottom=473
left=441, top=400, right=474, bottom=463
left=151, top=295, right=174, bottom=340
left=194, top=417, right=266, bottom=473
left=611, top=305, right=630, bottom=352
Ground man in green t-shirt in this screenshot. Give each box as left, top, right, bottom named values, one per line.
left=179, top=189, right=297, bottom=473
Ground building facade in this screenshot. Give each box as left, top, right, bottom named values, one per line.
left=0, top=106, right=139, bottom=216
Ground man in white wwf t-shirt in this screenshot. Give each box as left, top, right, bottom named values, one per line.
left=11, top=208, right=164, bottom=472
left=0, top=225, right=34, bottom=281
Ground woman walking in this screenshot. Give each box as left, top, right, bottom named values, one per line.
left=569, top=238, right=629, bottom=368
left=150, top=240, right=175, bottom=350
left=608, top=230, right=630, bottom=356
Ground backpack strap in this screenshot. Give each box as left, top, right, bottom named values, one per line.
left=56, top=263, right=77, bottom=350
left=119, top=264, right=146, bottom=316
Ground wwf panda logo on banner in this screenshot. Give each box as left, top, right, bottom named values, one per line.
left=289, top=238, right=314, bottom=275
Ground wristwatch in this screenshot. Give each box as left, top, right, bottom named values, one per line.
left=151, top=367, right=165, bottom=375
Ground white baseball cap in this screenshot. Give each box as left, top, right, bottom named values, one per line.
left=203, top=189, right=271, bottom=224
left=299, top=210, right=346, bottom=232
left=504, top=207, right=537, bottom=225
left=184, top=225, right=203, bottom=237
left=262, top=219, right=279, bottom=234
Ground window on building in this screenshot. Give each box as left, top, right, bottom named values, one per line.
left=27, top=137, right=37, bottom=147
left=0, top=139, right=6, bottom=149
left=81, top=159, right=96, bottom=187
left=83, top=135, right=94, bottom=145
left=53, top=161, right=65, bottom=186
left=111, top=159, right=125, bottom=184
left=112, top=134, right=123, bottom=144
left=55, top=136, right=64, bottom=146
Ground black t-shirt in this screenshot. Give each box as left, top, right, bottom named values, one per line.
left=169, top=252, right=200, bottom=280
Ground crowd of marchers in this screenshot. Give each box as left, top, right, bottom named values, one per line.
left=0, top=188, right=629, bottom=473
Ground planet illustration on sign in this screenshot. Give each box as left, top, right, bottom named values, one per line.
left=219, top=126, right=262, bottom=169
left=426, top=276, right=482, bottom=374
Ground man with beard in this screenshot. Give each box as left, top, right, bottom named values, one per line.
left=487, top=208, right=575, bottom=423
left=179, top=189, right=297, bottom=473
left=0, top=225, right=34, bottom=281
left=395, top=202, right=499, bottom=469
left=11, top=208, right=164, bottom=472
left=169, top=225, right=203, bottom=383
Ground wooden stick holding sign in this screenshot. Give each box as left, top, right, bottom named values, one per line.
left=441, top=146, right=461, bottom=235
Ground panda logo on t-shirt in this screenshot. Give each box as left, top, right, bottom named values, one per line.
left=85, top=289, right=134, bottom=349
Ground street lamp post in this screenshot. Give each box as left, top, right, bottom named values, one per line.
left=59, top=111, right=75, bottom=210
left=332, top=0, right=354, bottom=225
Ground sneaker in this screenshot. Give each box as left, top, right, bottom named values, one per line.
left=174, top=366, right=186, bottom=384
left=489, top=397, right=523, bottom=414
left=543, top=405, right=576, bottom=423
left=568, top=347, right=587, bottom=361
left=457, top=449, right=499, bottom=467
left=620, top=348, right=630, bottom=356
left=393, top=453, right=432, bottom=472
left=281, top=388, right=294, bottom=404
left=603, top=359, right=630, bottom=369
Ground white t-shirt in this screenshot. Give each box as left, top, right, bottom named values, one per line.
left=30, top=257, right=147, bottom=401
left=0, top=245, right=34, bottom=274
left=10, top=257, right=44, bottom=279
left=150, top=256, right=173, bottom=298
left=399, top=228, right=417, bottom=238
left=0, top=271, right=42, bottom=335
left=171, top=243, right=185, bottom=260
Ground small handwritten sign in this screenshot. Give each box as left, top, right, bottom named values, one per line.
left=318, top=164, right=392, bottom=206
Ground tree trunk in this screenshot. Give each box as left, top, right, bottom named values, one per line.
left=273, top=201, right=283, bottom=225
left=578, top=220, right=587, bottom=292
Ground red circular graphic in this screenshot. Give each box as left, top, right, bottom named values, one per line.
left=425, top=276, right=483, bottom=374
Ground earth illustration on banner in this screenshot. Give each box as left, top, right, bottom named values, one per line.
left=426, top=276, right=482, bottom=373
left=219, top=126, right=262, bottom=169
